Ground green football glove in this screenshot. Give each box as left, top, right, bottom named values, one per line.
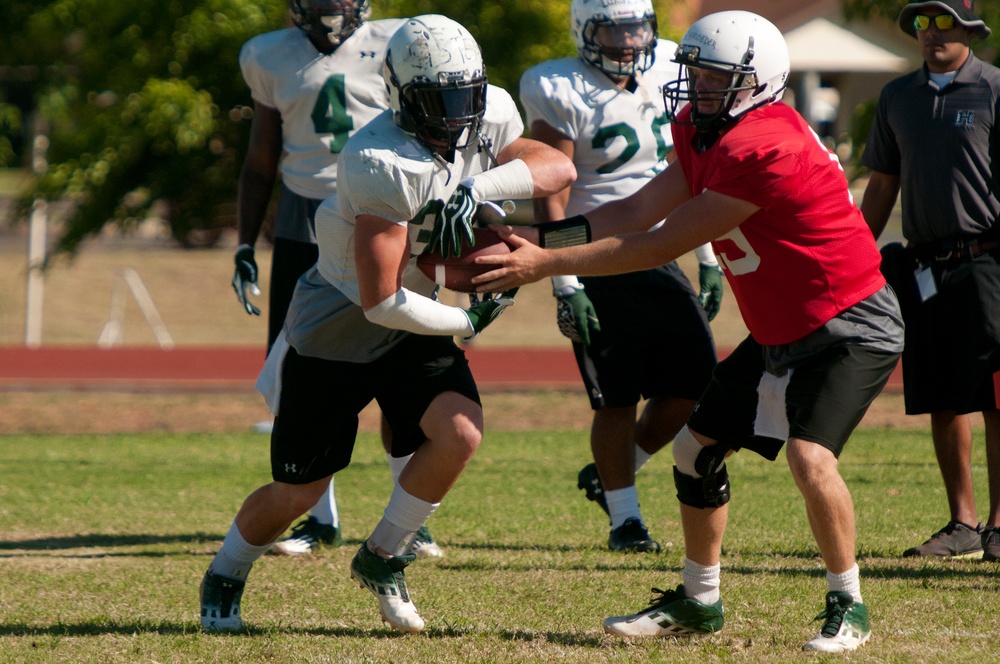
left=698, top=262, right=724, bottom=322
left=464, top=288, right=518, bottom=340
left=429, top=179, right=478, bottom=258
left=555, top=287, right=601, bottom=346
left=232, top=244, right=261, bottom=316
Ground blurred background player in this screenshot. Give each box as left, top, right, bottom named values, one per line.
left=519, top=0, right=719, bottom=552
left=860, top=0, right=999, bottom=562
left=199, top=14, right=576, bottom=633
left=479, top=11, right=902, bottom=652
left=231, top=1, right=443, bottom=558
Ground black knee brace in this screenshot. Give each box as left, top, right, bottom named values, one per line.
left=673, top=464, right=731, bottom=509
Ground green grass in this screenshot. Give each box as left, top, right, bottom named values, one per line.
left=0, top=429, right=996, bottom=662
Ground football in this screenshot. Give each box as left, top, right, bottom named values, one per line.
left=416, top=228, right=512, bottom=293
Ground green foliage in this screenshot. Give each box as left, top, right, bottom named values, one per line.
left=2, top=1, right=685, bottom=255
left=2, top=0, right=289, bottom=254
left=375, top=0, right=574, bottom=93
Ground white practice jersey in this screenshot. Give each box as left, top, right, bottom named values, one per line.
left=283, top=86, right=524, bottom=362
left=239, top=19, right=406, bottom=201
left=519, top=40, right=679, bottom=218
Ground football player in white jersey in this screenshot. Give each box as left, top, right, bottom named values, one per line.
left=200, top=15, right=576, bottom=634
left=519, top=0, right=720, bottom=552
left=232, top=1, right=431, bottom=558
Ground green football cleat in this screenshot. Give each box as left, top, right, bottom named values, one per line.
left=577, top=463, right=610, bottom=516
left=802, top=591, right=871, bottom=653
left=409, top=524, right=444, bottom=559
left=350, top=541, right=425, bottom=633
left=269, top=516, right=344, bottom=556
left=199, top=569, right=245, bottom=633
left=603, top=584, right=723, bottom=637
left=608, top=517, right=661, bottom=553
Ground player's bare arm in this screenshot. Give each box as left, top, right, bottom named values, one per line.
left=496, top=136, right=577, bottom=198
left=355, top=214, right=410, bottom=310
left=474, top=189, right=758, bottom=291
left=859, top=171, right=900, bottom=241
left=526, top=120, right=574, bottom=223
left=236, top=102, right=283, bottom=246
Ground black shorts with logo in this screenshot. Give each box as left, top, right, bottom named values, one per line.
left=270, top=334, right=480, bottom=484
left=575, top=264, right=717, bottom=410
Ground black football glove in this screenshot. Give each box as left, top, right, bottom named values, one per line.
left=232, top=244, right=261, bottom=316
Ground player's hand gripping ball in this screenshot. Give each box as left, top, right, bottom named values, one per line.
left=417, top=227, right=512, bottom=293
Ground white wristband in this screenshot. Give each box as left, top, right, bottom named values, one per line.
left=694, top=243, right=718, bottom=266
left=551, top=275, right=584, bottom=296
left=466, top=158, right=534, bottom=202
left=364, top=288, right=474, bottom=337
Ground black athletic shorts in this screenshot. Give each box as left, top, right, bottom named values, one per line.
left=883, top=246, right=1000, bottom=414
left=688, top=335, right=899, bottom=460
left=270, top=334, right=480, bottom=484
left=575, top=264, right=717, bottom=410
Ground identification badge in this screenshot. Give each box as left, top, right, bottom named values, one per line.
left=915, top=265, right=937, bottom=302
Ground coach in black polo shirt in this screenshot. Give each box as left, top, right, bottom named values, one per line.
left=860, top=0, right=999, bottom=563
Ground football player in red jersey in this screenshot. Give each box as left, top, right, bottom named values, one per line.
left=477, top=10, right=902, bottom=653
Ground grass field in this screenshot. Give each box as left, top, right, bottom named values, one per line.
left=1, top=428, right=997, bottom=663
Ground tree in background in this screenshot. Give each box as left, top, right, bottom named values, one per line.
left=0, top=0, right=680, bottom=256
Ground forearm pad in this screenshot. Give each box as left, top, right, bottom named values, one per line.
left=466, top=158, right=534, bottom=202
left=364, top=288, right=474, bottom=337
left=534, top=215, right=592, bottom=249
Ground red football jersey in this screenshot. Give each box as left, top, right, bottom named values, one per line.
left=672, top=103, right=885, bottom=345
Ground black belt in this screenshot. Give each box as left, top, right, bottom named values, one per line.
left=910, top=237, right=1000, bottom=262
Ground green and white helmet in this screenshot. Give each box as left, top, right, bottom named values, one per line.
left=570, top=0, right=658, bottom=78
left=382, top=15, right=488, bottom=151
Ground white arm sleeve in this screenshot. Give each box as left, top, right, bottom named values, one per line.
left=694, top=242, right=718, bottom=266
left=465, top=158, right=534, bottom=202
left=364, top=288, right=474, bottom=337
left=550, top=274, right=584, bottom=295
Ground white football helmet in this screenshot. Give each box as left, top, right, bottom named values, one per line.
left=663, top=10, right=789, bottom=131
left=289, top=0, right=370, bottom=48
left=570, top=0, right=658, bottom=78
left=383, top=15, right=487, bottom=151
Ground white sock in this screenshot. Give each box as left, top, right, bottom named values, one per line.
left=827, top=564, right=862, bottom=604
left=308, top=478, right=339, bottom=528
left=209, top=521, right=272, bottom=581
left=682, top=558, right=721, bottom=606
left=605, top=485, right=642, bottom=530
left=634, top=443, right=653, bottom=473
left=369, top=481, right=438, bottom=557
left=387, top=453, right=413, bottom=484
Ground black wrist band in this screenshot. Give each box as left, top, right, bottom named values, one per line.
left=534, top=215, right=592, bottom=249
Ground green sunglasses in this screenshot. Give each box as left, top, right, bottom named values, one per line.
left=913, top=14, right=957, bottom=31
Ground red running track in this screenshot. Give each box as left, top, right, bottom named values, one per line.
left=0, top=345, right=901, bottom=393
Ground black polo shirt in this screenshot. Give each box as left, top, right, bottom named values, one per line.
left=862, top=53, right=1000, bottom=243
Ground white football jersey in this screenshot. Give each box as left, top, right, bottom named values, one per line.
left=285, top=86, right=524, bottom=362
left=239, top=19, right=406, bottom=200
left=519, top=40, right=679, bottom=217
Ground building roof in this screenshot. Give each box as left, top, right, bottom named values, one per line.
left=785, top=17, right=911, bottom=72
